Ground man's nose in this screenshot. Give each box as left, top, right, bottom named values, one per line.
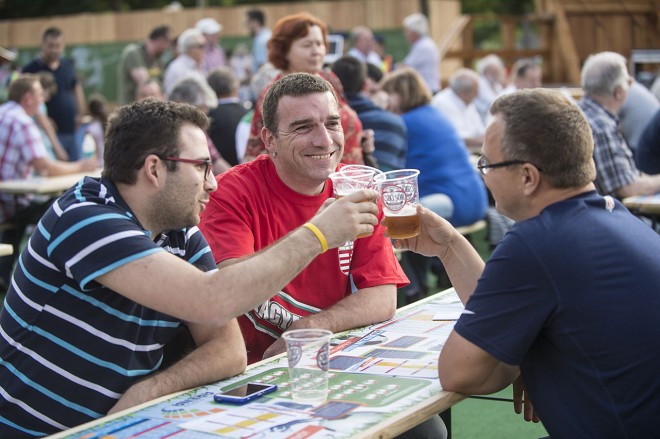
left=311, top=125, right=333, bottom=147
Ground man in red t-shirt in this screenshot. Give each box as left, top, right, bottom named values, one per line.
left=200, top=72, right=408, bottom=364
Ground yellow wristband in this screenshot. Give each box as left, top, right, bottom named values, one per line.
left=303, top=222, right=328, bottom=253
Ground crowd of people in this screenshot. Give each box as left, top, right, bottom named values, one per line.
left=0, top=8, right=660, bottom=439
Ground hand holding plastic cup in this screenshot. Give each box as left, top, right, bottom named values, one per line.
left=330, top=167, right=382, bottom=238
left=282, top=329, right=332, bottom=404
left=375, top=169, right=421, bottom=239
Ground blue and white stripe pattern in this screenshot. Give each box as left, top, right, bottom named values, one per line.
left=0, top=177, right=217, bottom=437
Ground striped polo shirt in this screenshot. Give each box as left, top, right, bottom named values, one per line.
left=0, top=177, right=216, bottom=437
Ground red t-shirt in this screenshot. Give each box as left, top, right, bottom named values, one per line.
left=199, top=156, right=408, bottom=363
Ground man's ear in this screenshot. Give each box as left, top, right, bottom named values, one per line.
left=521, top=163, right=541, bottom=196
left=141, top=154, right=163, bottom=187
left=613, top=84, right=626, bottom=101
left=262, top=127, right=276, bottom=155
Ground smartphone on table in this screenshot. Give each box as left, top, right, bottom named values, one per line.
left=213, top=382, right=278, bottom=405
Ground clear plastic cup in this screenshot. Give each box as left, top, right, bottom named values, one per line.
left=282, top=329, right=333, bottom=405
left=375, top=169, right=421, bottom=239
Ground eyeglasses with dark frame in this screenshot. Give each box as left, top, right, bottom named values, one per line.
left=476, top=155, right=543, bottom=175
left=163, top=156, right=213, bottom=180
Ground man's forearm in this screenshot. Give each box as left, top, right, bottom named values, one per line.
left=438, top=231, right=485, bottom=304
left=108, top=320, right=246, bottom=414
left=291, top=284, right=396, bottom=333
left=617, top=174, right=660, bottom=198
left=262, top=284, right=397, bottom=360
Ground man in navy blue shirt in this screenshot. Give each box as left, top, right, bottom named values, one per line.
left=0, top=98, right=379, bottom=438
left=393, top=88, right=660, bottom=438
left=22, top=27, right=85, bottom=160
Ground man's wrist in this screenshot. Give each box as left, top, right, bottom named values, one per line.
left=302, top=222, right=328, bottom=253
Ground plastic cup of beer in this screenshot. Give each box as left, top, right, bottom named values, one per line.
left=282, top=329, right=332, bottom=405
left=375, top=169, right=421, bottom=239
left=330, top=170, right=377, bottom=238
left=340, top=165, right=383, bottom=193
left=329, top=170, right=374, bottom=199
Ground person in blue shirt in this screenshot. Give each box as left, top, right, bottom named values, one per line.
left=393, top=88, right=660, bottom=438
left=0, top=98, right=379, bottom=438
left=635, top=108, right=660, bottom=175
left=380, top=67, right=488, bottom=303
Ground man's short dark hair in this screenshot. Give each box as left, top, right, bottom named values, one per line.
left=490, top=88, right=596, bottom=188
left=149, top=25, right=170, bottom=41
left=331, top=56, right=366, bottom=95
left=366, top=62, right=383, bottom=83
left=262, top=72, right=336, bottom=135
left=207, top=67, right=238, bottom=98
left=103, top=98, right=209, bottom=185
left=246, top=9, right=265, bottom=26
left=513, top=58, right=540, bottom=80
left=42, top=27, right=62, bottom=41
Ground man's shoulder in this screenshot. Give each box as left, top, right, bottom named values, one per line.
left=56, top=178, right=120, bottom=212
left=357, top=105, right=406, bottom=130
left=119, top=43, right=143, bottom=60
left=21, top=58, right=45, bottom=73
left=0, top=101, right=27, bottom=121
left=210, top=102, right=248, bottom=119
left=430, top=89, right=454, bottom=108
left=218, top=156, right=269, bottom=187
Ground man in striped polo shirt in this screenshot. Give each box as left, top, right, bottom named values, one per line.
left=0, top=98, right=379, bottom=437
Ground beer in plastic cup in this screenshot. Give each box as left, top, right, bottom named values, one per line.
left=376, top=169, right=421, bottom=239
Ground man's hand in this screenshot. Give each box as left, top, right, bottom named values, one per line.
left=263, top=337, right=287, bottom=360
left=310, top=190, right=379, bottom=249
left=389, top=205, right=457, bottom=258
left=78, top=157, right=100, bottom=172
left=108, top=379, right=153, bottom=415
left=360, top=129, right=375, bottom=154
left=513, top=376, right=540, bottom=423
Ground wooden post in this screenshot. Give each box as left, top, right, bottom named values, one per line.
left=546, top=0, right=581, bottom=84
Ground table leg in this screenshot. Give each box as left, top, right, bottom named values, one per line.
left=440, top=408, right=452, bottom=439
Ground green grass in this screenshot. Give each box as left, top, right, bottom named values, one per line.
left=452, top=387, right=548, bottom=438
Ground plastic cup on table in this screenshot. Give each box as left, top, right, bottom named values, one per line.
left=282, top=328, right=333, bottom=405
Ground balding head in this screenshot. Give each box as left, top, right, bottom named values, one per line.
left=449, top=68, right=480, bottom=104
left=581, top=51, right=630, bottom=97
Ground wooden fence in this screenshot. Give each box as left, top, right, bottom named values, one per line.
left=2, top=0, right=658, bottom=99
left=1, top=0, right=462, bottom=101
left=0, top=0, right=431, bottom=47
left=439, top=0, right=660, bottom=84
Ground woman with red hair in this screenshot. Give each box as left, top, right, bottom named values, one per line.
left=243, top=12, right=366, bottom=165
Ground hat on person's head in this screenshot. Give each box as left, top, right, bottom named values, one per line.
left=196, top=18, right=223, bottom=35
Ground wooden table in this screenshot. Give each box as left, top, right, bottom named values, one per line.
left=0, top=169, right=102, bottom=196
left=49, top=290, right=466, bottom=439
left=623, top=193, right=660, bottom=228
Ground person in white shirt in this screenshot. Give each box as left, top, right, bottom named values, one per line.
left=163, top=28, right=207, bottom=97
left=400, top=13, right=440, bottom=94
left=346, top=26, right=382, bottom=67
left=474, top=54, right=505, bottom=123
left=431, top=68, right=485, bottom=151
